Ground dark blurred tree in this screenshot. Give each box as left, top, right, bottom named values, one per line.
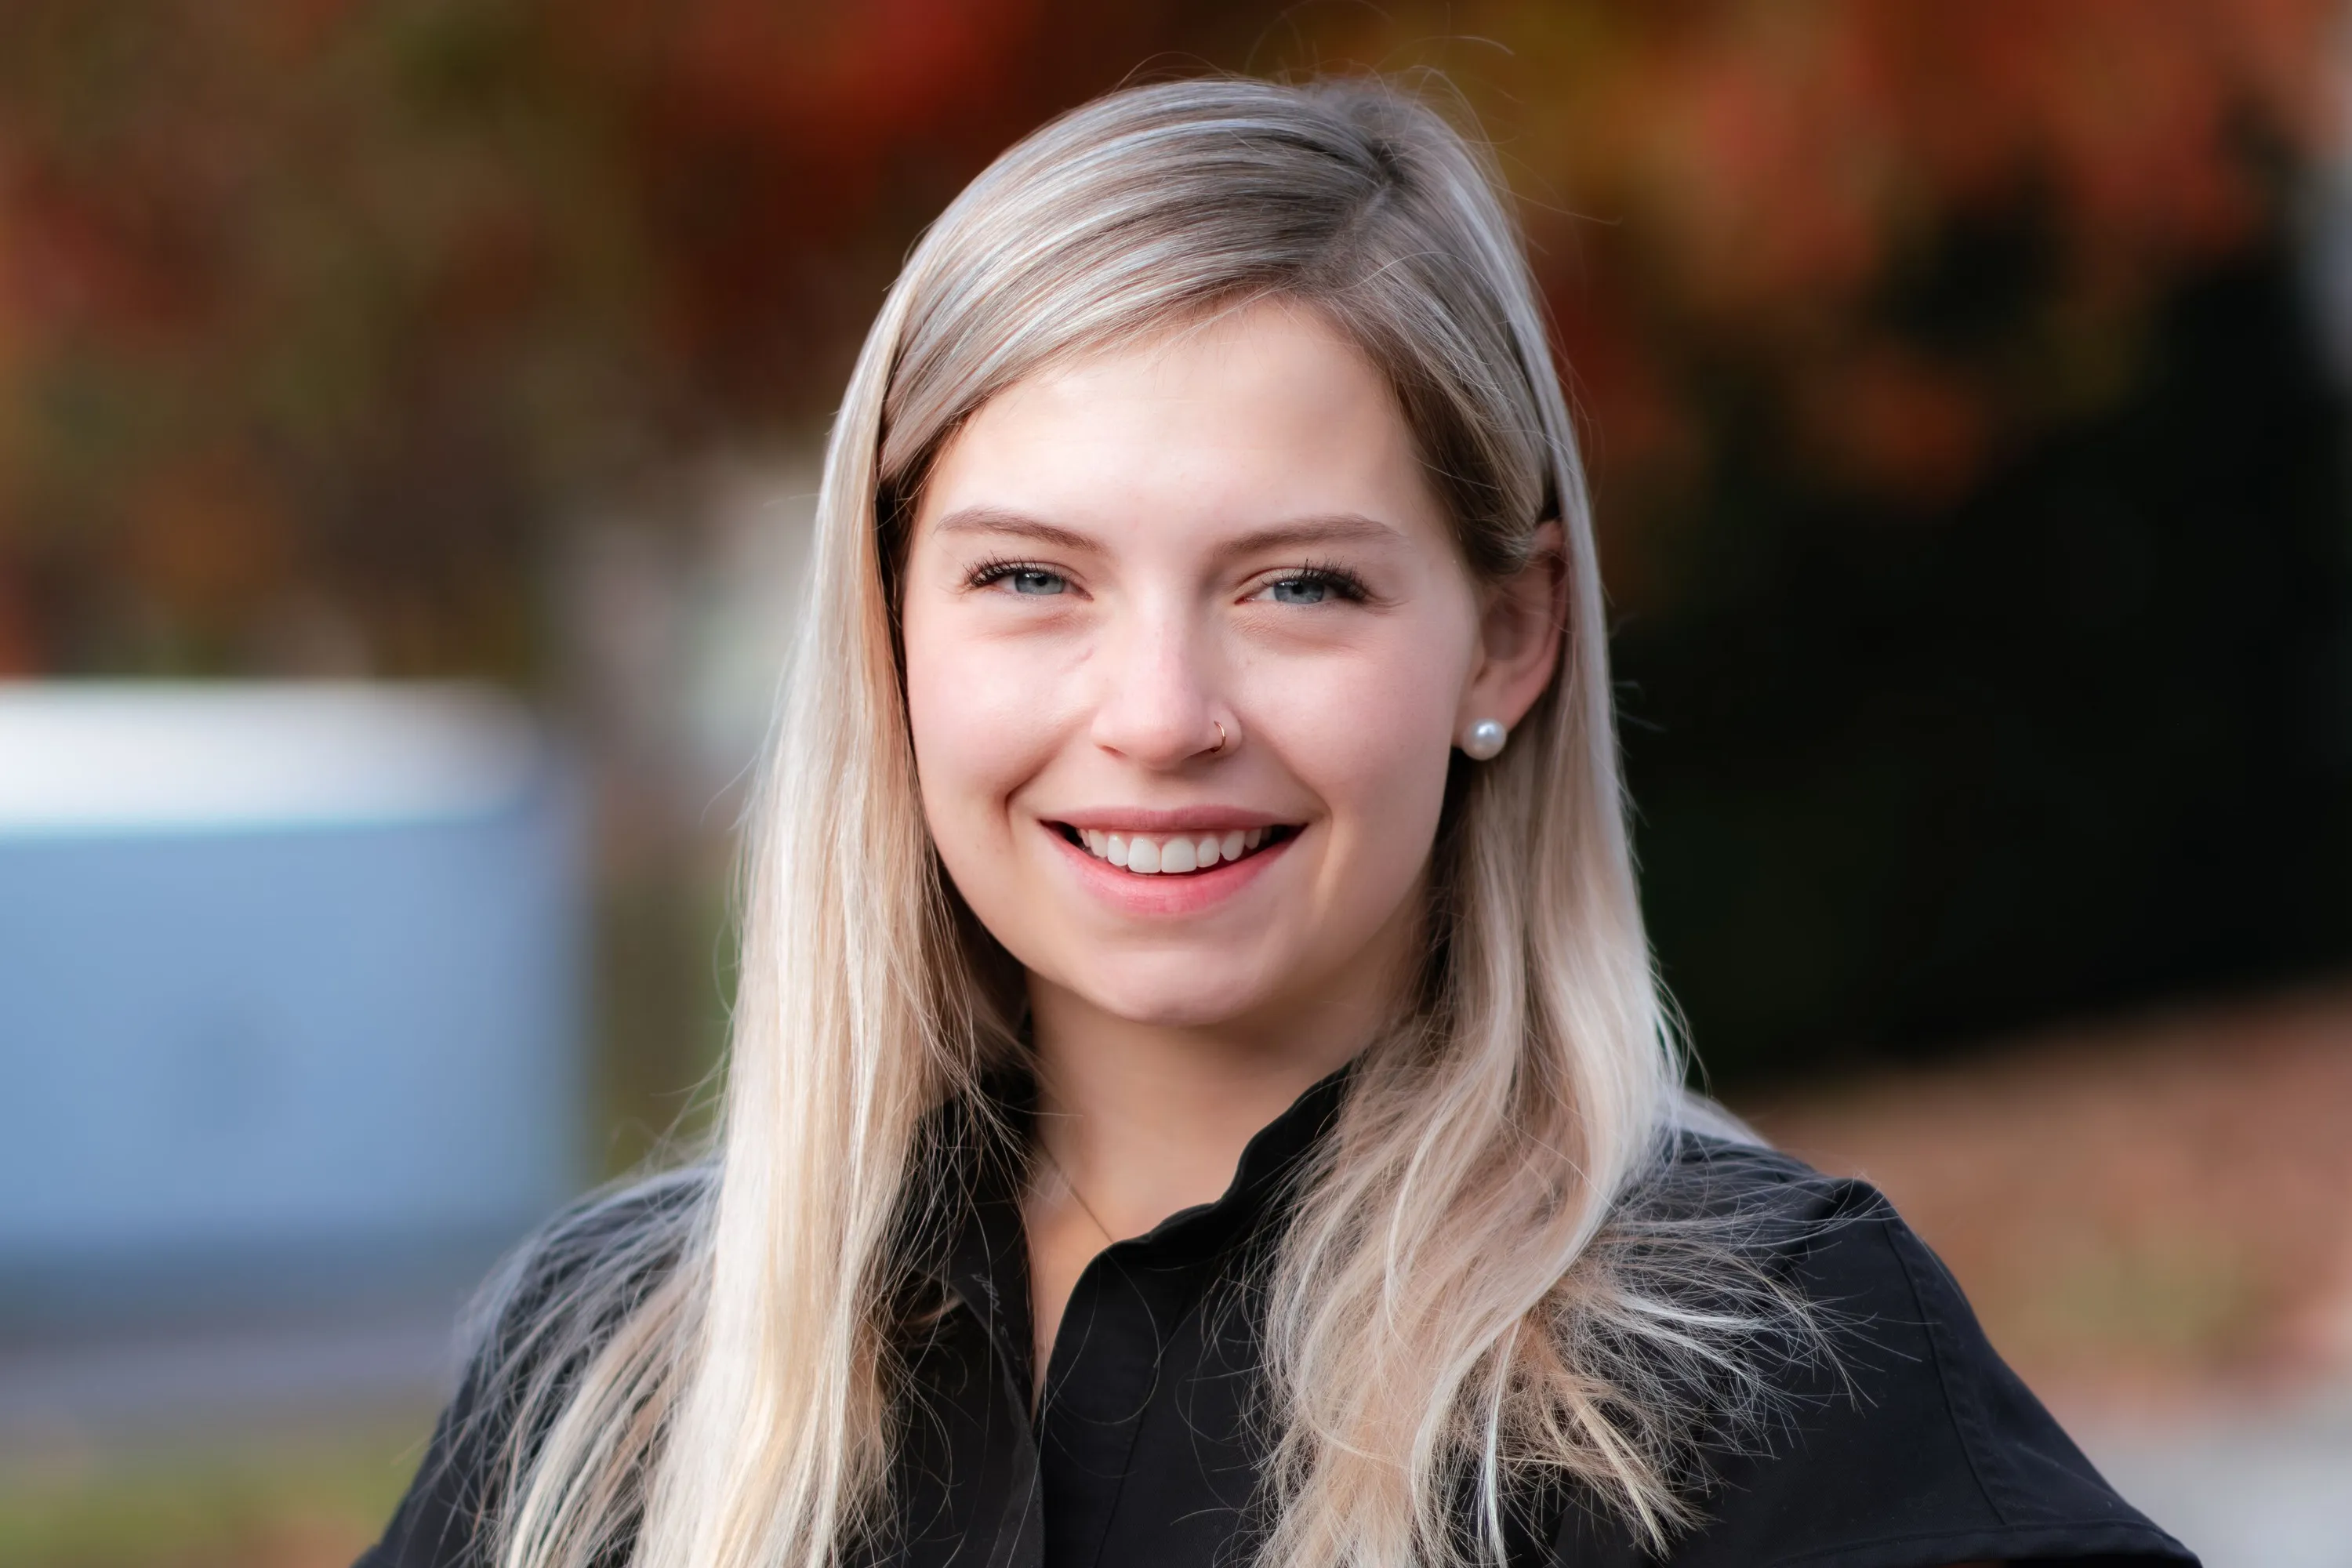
left=1618, top=244, right=2352, bottom=1076
left=1, top=0, right=2344, bottom=1071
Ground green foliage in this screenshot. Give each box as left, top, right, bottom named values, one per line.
left=0, top=1415, right=430, bottom=1568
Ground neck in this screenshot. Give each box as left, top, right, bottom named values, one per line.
left=1024, top=956, right=1399, bottom=1241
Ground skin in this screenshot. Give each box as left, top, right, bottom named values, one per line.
left=895, top=299, right=1998, bottom=1568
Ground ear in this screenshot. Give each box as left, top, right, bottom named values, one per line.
left=1456, top=521, right=1569, bottom=742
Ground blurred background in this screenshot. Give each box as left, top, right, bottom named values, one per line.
left=2, top=2, right=2348, bottom=1564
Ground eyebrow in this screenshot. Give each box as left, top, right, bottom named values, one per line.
left=931, top=506, right=1095, bottom=551
left=930, top=506, right=1404, bottom=557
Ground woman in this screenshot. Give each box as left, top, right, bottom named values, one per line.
left=363, top=77, right=2194, bottom=1568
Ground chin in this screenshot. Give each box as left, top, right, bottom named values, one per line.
left=1069, top=956, right=1281, bottom=1033
left=1087, top=989, right=1258, bottom=1033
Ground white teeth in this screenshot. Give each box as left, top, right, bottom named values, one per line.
left=1076, top=826, right=1283, bottom=871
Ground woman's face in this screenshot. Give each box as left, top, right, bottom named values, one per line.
left=901, top=301, right=1558, bottom=1040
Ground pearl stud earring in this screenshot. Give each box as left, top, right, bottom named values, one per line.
left=1461, top=718, right=1508, bottom=760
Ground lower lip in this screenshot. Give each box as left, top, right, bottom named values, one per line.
left=1047, top=825, right=1294, bottom=916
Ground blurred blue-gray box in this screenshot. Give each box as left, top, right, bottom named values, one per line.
left=0, top=684, right=586, bottom=1321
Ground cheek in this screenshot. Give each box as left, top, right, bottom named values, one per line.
left=902, top=609, right=1059, bottom=859
left=1248, top=630, right=1465, bottom=878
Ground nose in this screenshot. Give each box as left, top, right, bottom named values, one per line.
left=1086, top=594, right=1229, bottom=768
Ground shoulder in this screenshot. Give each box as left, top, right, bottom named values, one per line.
left=355, top=1167, right=710, bottom=1568
left=1561, top=1132, right=2198, bottom=1568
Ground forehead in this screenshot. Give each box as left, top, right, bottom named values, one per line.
left=910, top=301, right=1450, bottom=553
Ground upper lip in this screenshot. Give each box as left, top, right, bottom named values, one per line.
left=1046, top=806, right=1296, bottom=833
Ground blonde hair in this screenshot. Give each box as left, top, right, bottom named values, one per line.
left=473, top=74, right=1807, bottom=1568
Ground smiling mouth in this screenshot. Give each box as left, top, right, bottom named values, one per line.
left=1053, top=822, right=1298, bottom=875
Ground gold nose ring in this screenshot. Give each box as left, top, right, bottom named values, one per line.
left=1211, top=720, right=1229, bottom=753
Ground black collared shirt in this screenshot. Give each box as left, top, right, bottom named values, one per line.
left=361, top=1073, right=2197, bottom=1568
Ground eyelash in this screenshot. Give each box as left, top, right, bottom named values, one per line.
left=1265, top=561, right=1371, bottom=604
left=965, top=556, right=1061, bottom=591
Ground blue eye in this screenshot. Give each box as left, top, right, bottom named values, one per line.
left=1257, top=566, right=1367, bottom=605
left=970, top=560, right=1070, bottom=595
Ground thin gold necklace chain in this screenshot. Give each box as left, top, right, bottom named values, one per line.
left=1036, top=1140, right=1120, bottom=1249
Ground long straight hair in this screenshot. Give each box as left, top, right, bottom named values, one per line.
left=479, top=75, right=1804, bottom=1568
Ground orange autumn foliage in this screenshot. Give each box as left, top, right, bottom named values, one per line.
left=0, top=0, right=2336, bottom=673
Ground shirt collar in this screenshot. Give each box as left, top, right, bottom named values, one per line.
left=923, top=1058, right=1356, bottom=1381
